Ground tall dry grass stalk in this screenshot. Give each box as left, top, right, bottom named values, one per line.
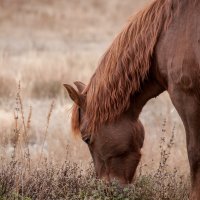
left=12, top=82, right=30, bottom=167
left=38, top=100, right=55, bottom=166
left=18, top=83, right=31, bottom=169
left=26, top=106, right=32, bottom=131
left=11, top=81, right=32, bottom=198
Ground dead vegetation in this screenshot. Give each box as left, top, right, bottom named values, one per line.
left=0, top=84, right=190, bottom=199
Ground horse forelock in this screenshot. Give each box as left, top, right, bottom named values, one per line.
left=71, top=104, right=81, bottom=136
left=72, top=0, right=178, bottom=134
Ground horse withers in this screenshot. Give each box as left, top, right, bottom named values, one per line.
left=64, top=0, right=200, bottom=199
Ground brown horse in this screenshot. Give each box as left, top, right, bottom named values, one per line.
left=64, top=0, right=200, bottom=199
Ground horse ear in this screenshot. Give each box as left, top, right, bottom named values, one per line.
left=74, top=81, right=86, bottom=93
left=63, top=84, right=84, bottom=107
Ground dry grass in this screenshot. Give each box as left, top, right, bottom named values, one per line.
left=0, top=0, right=150, bottom=99
left=0, top=73, right=190, bottom=200
left=0, top=100, right=190, bottom=199
left=0, top=159, right=190, bottom=200
left=0, top=89, right=190, bottom=199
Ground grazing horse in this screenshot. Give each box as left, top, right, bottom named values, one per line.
left=64, top=0, right=200, bottom=199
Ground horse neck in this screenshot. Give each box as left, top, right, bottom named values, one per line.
left=128, top=77, right=165, bottom=120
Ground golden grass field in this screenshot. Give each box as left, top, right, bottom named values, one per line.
left=0, top=0, right=189, bottom=182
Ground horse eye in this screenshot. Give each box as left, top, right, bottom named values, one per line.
left=82, top=135, right=90, bottom=144
left=84, top=138, right=90, bottom=144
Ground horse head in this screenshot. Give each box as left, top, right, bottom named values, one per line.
left=64, top=82, right=144, bottom=184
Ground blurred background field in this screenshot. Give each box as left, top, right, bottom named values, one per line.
left=0, top=0, right=189, bottom=176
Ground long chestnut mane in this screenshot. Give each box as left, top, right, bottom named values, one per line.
left=72, top=0, right=176, bottom=134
